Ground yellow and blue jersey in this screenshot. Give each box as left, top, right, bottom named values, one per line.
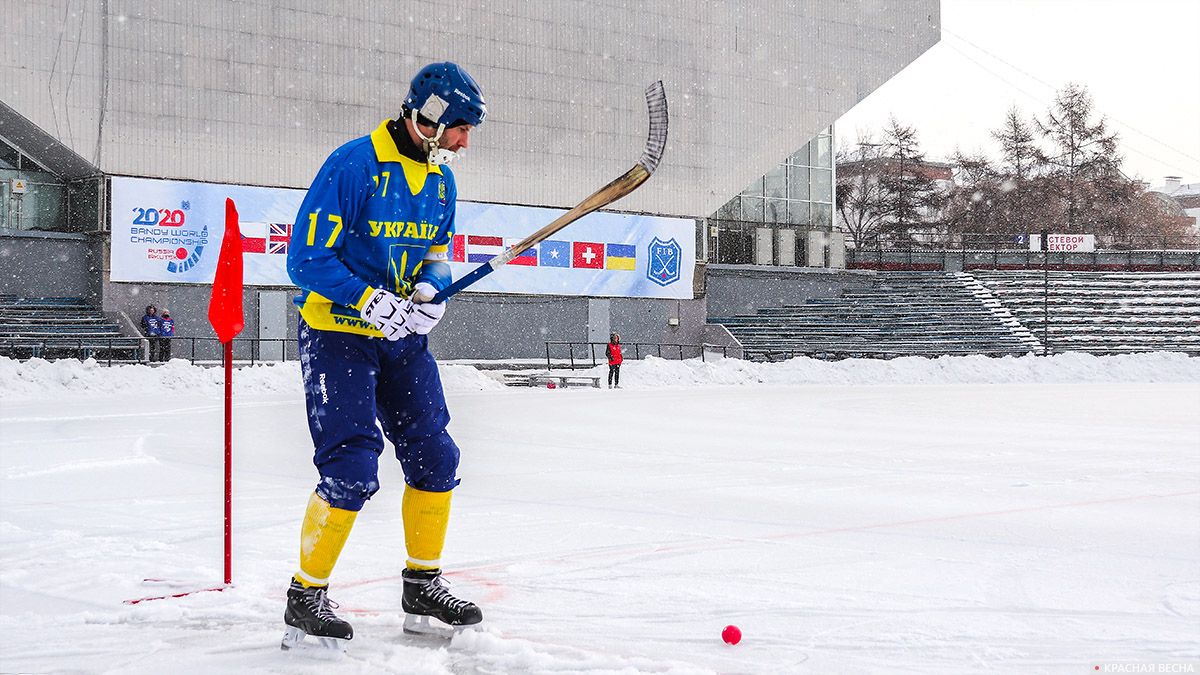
left=288, top=121, right=455, bottom=336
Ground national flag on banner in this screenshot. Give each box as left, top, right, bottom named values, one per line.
left=606, top=243, right=636, bottom=270
left=539, top=240, right=571, bottom=268
left=268, top=223, right=292, bottom=254
left=504, top=239, right=538, bottom=266
left=240, top=222, right=267, bottom=254
left=451, top=234, right=466, bottom=262
left=572, top=241, right=605, bottom=269
left=467, top=235, right=503, bottom=263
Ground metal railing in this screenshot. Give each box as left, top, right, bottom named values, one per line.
left=847, top=232, right=1200, bottom=252
left=544, top=341, right=731, bottom=370
left=0, top=336, right=298, bottom=366
left=0, top=336, right=143, bottom=365
left=174, top=337, right=297, bottom=365
left=847, top=247, right=1200, bottom=271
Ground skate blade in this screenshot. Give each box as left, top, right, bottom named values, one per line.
left=402, top=614, right=480, bottom=640
left=281, top=625, right=349, bottom=654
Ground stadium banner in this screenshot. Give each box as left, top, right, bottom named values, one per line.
left=448, top=202, right=695, bottom=299
left=1028, top=233, right=1096, bottom=252
left=110, top=176, right=304, bottom=285
left=110, top=176, right=696, bottom=298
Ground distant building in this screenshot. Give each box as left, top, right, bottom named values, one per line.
left=2, top=1, right=940, bottom=359
left=1148, top=176, right=1200, bottom=235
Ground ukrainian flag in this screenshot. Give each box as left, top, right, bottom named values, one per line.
left=606, top=243, right=636, bottom=271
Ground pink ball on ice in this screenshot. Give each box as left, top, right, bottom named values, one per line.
left=721, top=625, right=741, bottom=645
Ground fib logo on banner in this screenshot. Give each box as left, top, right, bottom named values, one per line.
left=647, top=237, right=681, bottom=286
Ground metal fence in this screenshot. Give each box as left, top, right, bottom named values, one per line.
left=847, top=246, right=1200, bottom=271
left=544, top=341, right=732, bottom=370
left=0, top=337, right=143, bottom=365
left=0, top=336, right=297, bottom=366
left=173, top=337, right=298, bottom=365
left=848, top=232, right=1200, bottom=252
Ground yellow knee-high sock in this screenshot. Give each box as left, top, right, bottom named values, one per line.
left=294, top=492, right=358, bottom=588
left=402, top=486, right=452, bottom=571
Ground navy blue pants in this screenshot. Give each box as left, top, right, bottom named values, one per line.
left=298, top=319, right=460, bottom=511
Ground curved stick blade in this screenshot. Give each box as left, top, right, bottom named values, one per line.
left=638, top=80, right=669, bottom=174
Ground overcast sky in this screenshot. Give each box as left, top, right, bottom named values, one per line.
left=836, top=0, right=1200, bottom=186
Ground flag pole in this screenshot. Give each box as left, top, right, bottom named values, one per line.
left=208, top=197, right=245, bottom=587
left=223, top=338, right=233, bottom=585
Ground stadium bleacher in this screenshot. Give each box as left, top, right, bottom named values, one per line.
left=712, top=270, right=1200, bottom=360
left=969, top=270, right=1200, bottom=355
left=0, top=295, right=144, bottom=362
left=712, top=271, right=1041, bottom=360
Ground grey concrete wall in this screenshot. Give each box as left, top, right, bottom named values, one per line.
left=0, top=230, right=101, bottom=301
left=79, top=263, right=886, bottom=360
left=3, top=1, right=939, bottom=220
left=425, top=294, right=706, bottom=360
left=705, top=264, right=876, bottom=317
left=102, top=282, right=305, bottom=361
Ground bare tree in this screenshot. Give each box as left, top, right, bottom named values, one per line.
left=993, top=107, right=1039, bottom=180
left=1035, top=84, right=1122, bottom=231
left=835, top=135, right=889, bottom=248
left=939, top=151, right=1000, bottom=244
left=857, top=84, right=1190, bottom=248
left=879, top=118, right=940, bottom=244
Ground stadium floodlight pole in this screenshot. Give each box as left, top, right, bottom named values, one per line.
left=431, top=81, right=669, bottom=304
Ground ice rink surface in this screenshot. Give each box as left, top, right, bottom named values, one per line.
left=2, top=353, right=1198, bottom=674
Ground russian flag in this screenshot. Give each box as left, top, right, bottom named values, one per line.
left=467, top=235, right=504, bottom=263
left=606, top=243, right=636, bottom=270
left=504, top=239, right=538, bottom=266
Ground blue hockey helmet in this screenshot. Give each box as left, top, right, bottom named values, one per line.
left=402, top=62, right=487, bottom=129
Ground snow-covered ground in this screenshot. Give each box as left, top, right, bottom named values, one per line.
left=2, top=353, right=1198, bottom=674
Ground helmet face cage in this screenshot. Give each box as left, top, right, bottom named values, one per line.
left=403, top=62, right=487, bottom=129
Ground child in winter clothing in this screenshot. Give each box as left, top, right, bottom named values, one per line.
left=606, top=332, right=623, bottom=388
left=157, top=310, right=175, bottom=361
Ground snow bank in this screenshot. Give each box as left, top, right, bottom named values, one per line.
left=1, top=351, right=1196, bottom=402
left=0, top=357, right=504, bottom=402
left=585, top=351, right=1200, bottom=387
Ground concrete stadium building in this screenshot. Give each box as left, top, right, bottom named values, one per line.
left=1, top=1, right=939, bottom=361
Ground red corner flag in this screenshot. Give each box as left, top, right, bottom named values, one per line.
left=210, top=197, right=244, bottom=587
left=208, top=198, right=245, bottom=342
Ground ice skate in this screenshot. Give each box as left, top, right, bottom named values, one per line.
left=281, top=579, right=353, bottom=652
left=401, top=568, right=483, bottom=638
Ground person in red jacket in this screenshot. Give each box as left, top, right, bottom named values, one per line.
left=606, top=332, right=623, bottom=388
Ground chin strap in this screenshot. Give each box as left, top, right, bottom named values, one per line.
left=409, top=110, right=458, bottom=166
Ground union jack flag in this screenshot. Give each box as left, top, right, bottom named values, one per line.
left=268, top=223, right=292, bottom=255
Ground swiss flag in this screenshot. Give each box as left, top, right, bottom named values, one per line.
left=572, top=241, right=605, bottom=269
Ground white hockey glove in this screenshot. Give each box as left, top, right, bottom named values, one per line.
left=360, top=288, right=411, bottom=341
left=406, top=282, right=446, bottom=335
